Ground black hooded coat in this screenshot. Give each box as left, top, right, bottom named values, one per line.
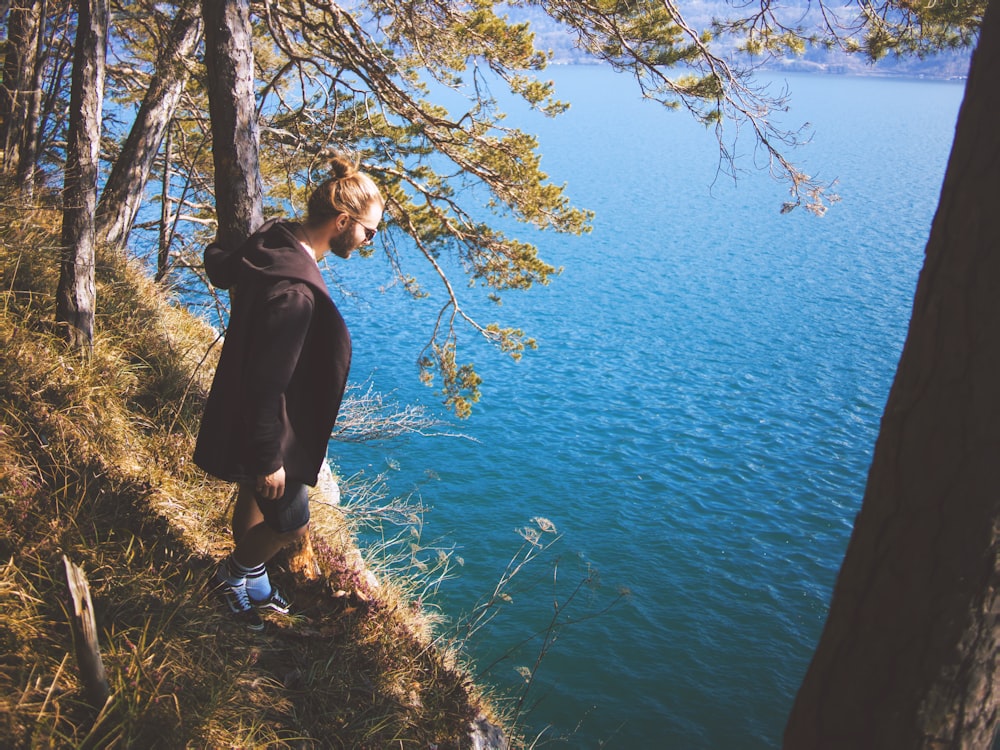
left=194, top=220, right=351, bottom=486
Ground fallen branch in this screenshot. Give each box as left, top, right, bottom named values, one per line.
left=62, top=555, right=109, bottom=709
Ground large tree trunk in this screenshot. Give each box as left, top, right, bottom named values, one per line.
left=784, top=3, right=1000, bottom=748
left=201, top=0, right=262, bottom=250
left=54, top=0, right=108, bottom=351
left=95, top=0, right=203, bottom=254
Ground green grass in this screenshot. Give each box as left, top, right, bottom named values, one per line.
left=0, top=197, right=501, bottom=749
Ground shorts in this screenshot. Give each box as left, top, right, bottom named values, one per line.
left=250, top=480, right=310, bottom=533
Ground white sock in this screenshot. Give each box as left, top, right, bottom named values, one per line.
left=218, top=554, right=257, bottom=586
left=245, top=565, right=272, bottom=602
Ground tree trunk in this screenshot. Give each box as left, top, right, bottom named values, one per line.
left=1, top=0, right=43, bottom=180
left=14, top=0, right=46, bottom=195
left=155, top=122, right=173, bottom=282
left=54, top=0, right=107, bottom=351
left=35, top=1, right=73, bottom=173
left=201, top=0, right=263, bottom=249
left=94, top=0, right=202, bottom=254
left=784, top=3, right=1000, bottom=748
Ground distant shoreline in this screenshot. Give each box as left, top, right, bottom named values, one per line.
left=543, top=52, right=971, bottom=82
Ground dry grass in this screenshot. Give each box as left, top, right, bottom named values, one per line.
left=0, top=197, right=500, bottom=748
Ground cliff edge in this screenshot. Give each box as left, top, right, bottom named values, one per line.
left=0, top=201, right=508, bottom=749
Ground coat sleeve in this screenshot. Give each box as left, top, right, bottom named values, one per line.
left=244, top=284, right=315, bottom=476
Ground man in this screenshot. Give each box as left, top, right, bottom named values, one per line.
left=196, top=154, right=384, bottom=629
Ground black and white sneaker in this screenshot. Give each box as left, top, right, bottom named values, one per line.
left=252, top=586, right=291, bottom=614
left=212, top=568, right=264, bottom=631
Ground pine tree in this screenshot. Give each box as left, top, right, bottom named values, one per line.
left=54, top=0, right=107, bottom=351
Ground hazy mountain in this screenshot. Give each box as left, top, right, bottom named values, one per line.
left=509, top=4, right=972, bottom=79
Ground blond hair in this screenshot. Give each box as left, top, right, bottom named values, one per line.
left=307, top=153, right=384, bottom=224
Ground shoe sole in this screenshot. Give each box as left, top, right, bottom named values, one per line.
left=253, top=596, right=290, bottom=614
left=251, top=587, right=290, bottom=614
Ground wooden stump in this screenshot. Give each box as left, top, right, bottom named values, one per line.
left=285, top=532, right=322, bottom=581
left=62, top=555, right=109, bottom=708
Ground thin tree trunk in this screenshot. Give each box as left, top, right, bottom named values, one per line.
left=1, top=0, right=42, bottom=178
left=155, top=122, right=172, bottom=282
left=35, top=5, right=73, bottom=170
left=55, top=0, right=108, bottom=351
left=15, top=0, right=47, bottom=195
left=785, top=2, right=1000, bottom=747
left=201, top=0, right=263, bottom=249
left=95, top=0, right=202, bottom=254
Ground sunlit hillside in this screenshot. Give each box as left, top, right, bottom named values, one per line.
left=0, top=196, right=505, bottom=749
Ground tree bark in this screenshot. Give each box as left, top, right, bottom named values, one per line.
left=14, top=0, right=46, bottom=193
left=785, top=3, right=1000, bottom=748
left=94, top=0, right=203, bottom=254
left=0, top=0, right=43, bottom=180
left=54, top=0, right=108, bottom=351
left=201, top=0, right=263, bottom=249
left=155, top=122, right=173, bottom=281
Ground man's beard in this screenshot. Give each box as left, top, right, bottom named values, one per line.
left=327, top=228, right=355, bottom=259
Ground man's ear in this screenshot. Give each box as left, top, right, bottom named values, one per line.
left=334, top=212, right=351, bottom=233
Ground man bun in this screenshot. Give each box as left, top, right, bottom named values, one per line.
left=328, top=152, right=359, bottom=180
left=307, top=152, right=385, bottom=224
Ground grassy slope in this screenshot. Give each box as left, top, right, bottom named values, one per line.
left=0, top=200, right=499, bottom=749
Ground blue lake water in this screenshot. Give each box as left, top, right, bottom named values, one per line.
left=327, top=67, right=965, bottom=747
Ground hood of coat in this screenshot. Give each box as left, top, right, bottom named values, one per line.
left=204, top=219, right=327, bottom=296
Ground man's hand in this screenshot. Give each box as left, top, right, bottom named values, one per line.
left=256, top=466, right=286, bottom=500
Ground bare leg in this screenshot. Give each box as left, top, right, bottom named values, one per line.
left=230, top=482, right=309, bottom=568
left=232, top=482, right=264, bottom=544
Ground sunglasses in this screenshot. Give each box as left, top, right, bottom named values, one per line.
left=351, top=216, right=378, bottom=243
